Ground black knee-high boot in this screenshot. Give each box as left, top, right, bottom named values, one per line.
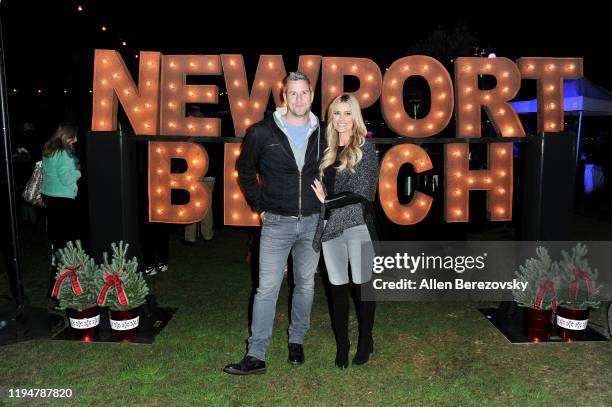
left=353, top=283, right=376, bottom=365
left=329, top=283, right=350, bottom=368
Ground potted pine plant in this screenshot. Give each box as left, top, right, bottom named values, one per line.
left=555, top=243, right=601, bottom=341
left=513, top=247, right=559, bottom=342
left=51, top=241, right=100, bottom=341
left=95, top=241, right=149, bottom=342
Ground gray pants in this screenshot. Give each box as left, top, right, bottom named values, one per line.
left=184, top=177, right=215, bottom=241
left=322, top=223, right=372, bottom=285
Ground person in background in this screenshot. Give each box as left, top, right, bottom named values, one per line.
left=40, top=123, right=81, bottom=298
left=15, top=122, right=43, bottom=225
left=182, top=177, right=215, bottom=244
left=182, top=107, right=217, bottom=245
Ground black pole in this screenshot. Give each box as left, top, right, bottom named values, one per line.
left=87, top=130, right=142, bottom=264
left=0, top=16, right=65, bottom=346
left=0, top=19, right=25, bottom=313
left=519, top=132, right=577, bottom=240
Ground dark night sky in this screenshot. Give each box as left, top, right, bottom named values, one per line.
left=1, top=1, right=610, bottom=134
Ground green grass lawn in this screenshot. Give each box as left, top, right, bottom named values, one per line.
left=1, top=224, right=611, bottom=406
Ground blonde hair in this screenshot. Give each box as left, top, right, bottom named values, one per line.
left=319, top=94, right=367, bottom=177
left=42, top=124, right=77, bottom=157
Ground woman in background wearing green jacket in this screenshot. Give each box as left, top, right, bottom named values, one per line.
left=41, top=124, right=81, bottom=296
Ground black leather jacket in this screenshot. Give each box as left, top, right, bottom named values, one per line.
left=237, top=115, right=326, bottom=217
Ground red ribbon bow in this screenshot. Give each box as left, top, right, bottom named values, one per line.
left=534, top=279, right=557, bottom=313
left=51, top=265, right=83, bottom=298
left=97, top=274, right=129, bottom=307
left=570, top=268, right=593, bottom=300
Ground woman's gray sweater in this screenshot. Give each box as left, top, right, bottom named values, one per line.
left=313, top=140, right=379, bottom=250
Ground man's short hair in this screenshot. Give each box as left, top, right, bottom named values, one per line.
left=282, top=71, right=311, bottom=92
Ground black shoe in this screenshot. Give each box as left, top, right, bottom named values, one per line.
left=352, top=335, right=374, bottom=366
left=353, top=284, right=375, bottom=366
left=330, top=283, right=350, bottom=368
left=335, top=341, right=350, bottom=369
left=223, top=356, right=266, bottom=375
left=288, top=343, right=304, bottom=364
left=181, top=238, right=197, bottom=246
left=143, top=265, right=158, bottom=277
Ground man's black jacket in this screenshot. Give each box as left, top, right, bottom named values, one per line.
left=237, top=115, right=326, bottom=217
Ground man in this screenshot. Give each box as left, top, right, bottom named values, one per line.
left=224, top=72, right=325, bottom=375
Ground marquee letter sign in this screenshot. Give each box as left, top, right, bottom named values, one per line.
left=90, top=50, right=583, bottom=226
left=149, top=141, right=210, bottom=224
left=454, top=57, right=524, bottom=138
left=160, top=55, right=222, bottom=137
left=378, top=144, right=434, bottom=225
left=381, top=55, right=454, bottom=138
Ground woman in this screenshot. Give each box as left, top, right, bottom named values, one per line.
left=41, top=124, right=81, bottom=295
left=311, top=94, right=379, bottom=368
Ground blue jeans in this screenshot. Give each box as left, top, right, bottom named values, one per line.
left=247, top=213, right=320, bottom=361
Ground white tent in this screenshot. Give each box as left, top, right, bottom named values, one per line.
left=510, top=78, right=612, bottom=117
left=510, top=78, right=612, bottom=163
